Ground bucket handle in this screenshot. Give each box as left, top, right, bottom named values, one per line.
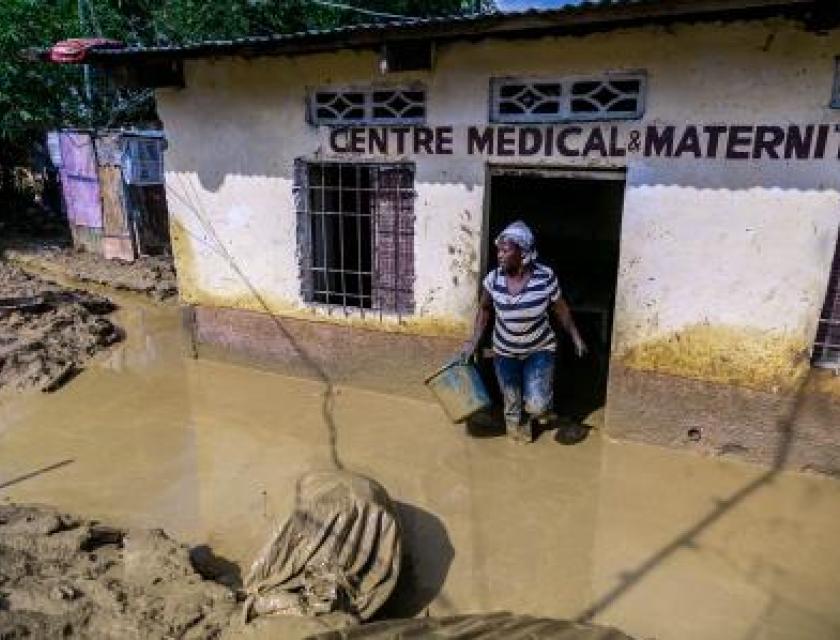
left=424, top=352, right=476, bottom=385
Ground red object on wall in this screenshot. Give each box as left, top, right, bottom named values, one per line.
left=49, top=39, right=123, bottom=63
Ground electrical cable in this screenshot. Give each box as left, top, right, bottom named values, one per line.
left=307, top=0, right=418, bottom=21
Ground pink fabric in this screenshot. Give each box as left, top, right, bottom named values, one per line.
left=49, top=39, right=123, bottom=63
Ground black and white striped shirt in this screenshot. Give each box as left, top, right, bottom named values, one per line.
left=483, top=263, right=561, bottom=357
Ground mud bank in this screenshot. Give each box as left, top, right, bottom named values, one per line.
left=0, top=503, right=235, bottom=639
left=0, top=262, right=120, bottom=393
left=5, top=247, right=177, bottom=301
left=0, top=504, right=636, bottom=640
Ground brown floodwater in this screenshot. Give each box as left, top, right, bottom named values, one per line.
left=1, top=295, right=839, bottom=640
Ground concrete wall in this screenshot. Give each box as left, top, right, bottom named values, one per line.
left=157, top=18, right=840, bottom=468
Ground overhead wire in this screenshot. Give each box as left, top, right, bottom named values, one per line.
left=165, top=174, right=344, bottom=470
left=307, top=0, right=418, bottom=21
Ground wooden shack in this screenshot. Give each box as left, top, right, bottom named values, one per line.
left=50, top=129, right=170, bottom=261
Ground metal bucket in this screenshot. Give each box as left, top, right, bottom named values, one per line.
left=424, top=359, right=492, bottom=423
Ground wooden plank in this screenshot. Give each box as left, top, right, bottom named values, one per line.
left=99, top=165, right=129, bottom=237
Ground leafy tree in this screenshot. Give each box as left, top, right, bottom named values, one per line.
left=0, top=0, right=494, bottom=208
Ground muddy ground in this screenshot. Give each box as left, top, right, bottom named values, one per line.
left=0, top=261, right=121, bottom=393
left=0, top=504, right=635, bottom=640
left=1, top=206, right=176, bottom=301
left=5, top=247, right=177, bottom=301
left=0, top=504, right=236, bottom=639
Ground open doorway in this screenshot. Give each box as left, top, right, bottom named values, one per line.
left=483, top=167, right=626, bottom=424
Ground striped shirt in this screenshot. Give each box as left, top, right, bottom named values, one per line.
left=483, top=263, right=561, bottom=357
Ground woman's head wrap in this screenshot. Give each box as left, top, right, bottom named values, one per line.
left=495, top=220, right=537, bottom=264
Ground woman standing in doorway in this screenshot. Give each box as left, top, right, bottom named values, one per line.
left=462, top=221, right=587, bottom=443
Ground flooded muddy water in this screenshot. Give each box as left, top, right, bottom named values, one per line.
left=1, top=297, right=839, bottom=640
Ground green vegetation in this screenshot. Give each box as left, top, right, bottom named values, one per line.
left=0, top=0, right=492, bottom=206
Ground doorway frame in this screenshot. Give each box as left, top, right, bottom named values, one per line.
left=480, top=164, right=629, bottom=419
left=480, top=164, right=627, bottom=282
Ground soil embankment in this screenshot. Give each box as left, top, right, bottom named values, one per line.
left=0, top=504, right=637, bottom=640
left=5, top=247, right=177, bottom=301
left=0, top=504, right=236, bottom=639
left=0, top=262, right=121, bottom=393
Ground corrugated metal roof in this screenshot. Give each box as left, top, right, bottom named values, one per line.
left=42, top=0, right=818, bottom=64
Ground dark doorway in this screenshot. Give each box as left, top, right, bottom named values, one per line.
left=483, top=168, right=625, bottom=424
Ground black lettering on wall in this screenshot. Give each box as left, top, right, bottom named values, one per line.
left=784, top=125, right=813, bottom=159
left=350, top=128, right=365, bottom=153
left=582, top=128, right=608, bottom=157
left=703, top=125, right=727, bottom=157
left=329, top=127, right=348, bottom=153
left=752, top=125, right=784, bottom=159
left=609, top=127, right=626, bottom=157
left=544, top=126, right=554, bottom=156
left=725, top=126, right=753, bottom=160
left=413, top=127, right=434, bottom=154
left=435, top=127, right=452, bottom=156
left=557, top=127, right=581, bottom=157
left=814, top=124, right=830, bottom=159
left=519, top=127, right=543, bottom=156
left=435, top=126, right=454, bottom=154
left=674, top=126, right=702, bottom=158
left=392, top=127, right=410, bottom=154
left=368, top=127, right=387, bottom=154
left=497, top=127, right=516, bottom=156
left=644, top=126, right=675, bottom=157
left=468, top=126, right=493, bottom=155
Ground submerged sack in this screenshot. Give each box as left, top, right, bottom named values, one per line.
left=243, top=471, right=402, bottom=623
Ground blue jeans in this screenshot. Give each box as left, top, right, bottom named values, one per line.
left=493, top=350, right=555, bottom=440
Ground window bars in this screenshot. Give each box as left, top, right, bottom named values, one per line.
left=490, top=74, right=646, bottom=123
left=296, top=161, right=415, bottom=317
left=813, top=230, right=840, bottom=369
left=309, top=87, right=426, bottom=125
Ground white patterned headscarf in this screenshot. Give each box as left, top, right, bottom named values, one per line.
left=495, top=220, right=537, bottom=265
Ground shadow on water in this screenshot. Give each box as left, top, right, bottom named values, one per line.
left=376, top=501, right=455, bottom=619
left=574, top=372, right=812, bottom=626
left=0, top=459, right=74, bottom=490
left=166, top=178, right=343, bottom=471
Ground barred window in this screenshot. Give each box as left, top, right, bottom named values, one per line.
left=122, top=136, right=166, bottom=185
left=490, top=74, right=645, bottom=123
left=310, top=87, right=426, bottom=125
left=813, top=229, right=840, bottom=368
left=296, top=161, right=415, bottom=315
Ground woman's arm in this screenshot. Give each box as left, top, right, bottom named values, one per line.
left=552, top=297, right=587, bottom=357
left=461, top=289, right=493, bottom=359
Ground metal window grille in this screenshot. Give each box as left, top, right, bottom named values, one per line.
left=310, top=87, right=426, bottom=125
left=296, top=161, right=415, bottom=316
left=490, top=74, right=645, bottom=123
left=813, top=229, right=840, bottom=369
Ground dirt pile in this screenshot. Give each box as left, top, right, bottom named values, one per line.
left=0, top=262, right=121, bottom=393
left=5, top=248, right=177, bottom=300
left=0, top=504, right=236, bottom=640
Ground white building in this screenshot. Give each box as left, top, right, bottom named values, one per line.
left=77, top=0, right=840, bottom=472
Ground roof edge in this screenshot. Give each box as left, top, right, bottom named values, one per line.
left=34, top=0, right=823, bottom=66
